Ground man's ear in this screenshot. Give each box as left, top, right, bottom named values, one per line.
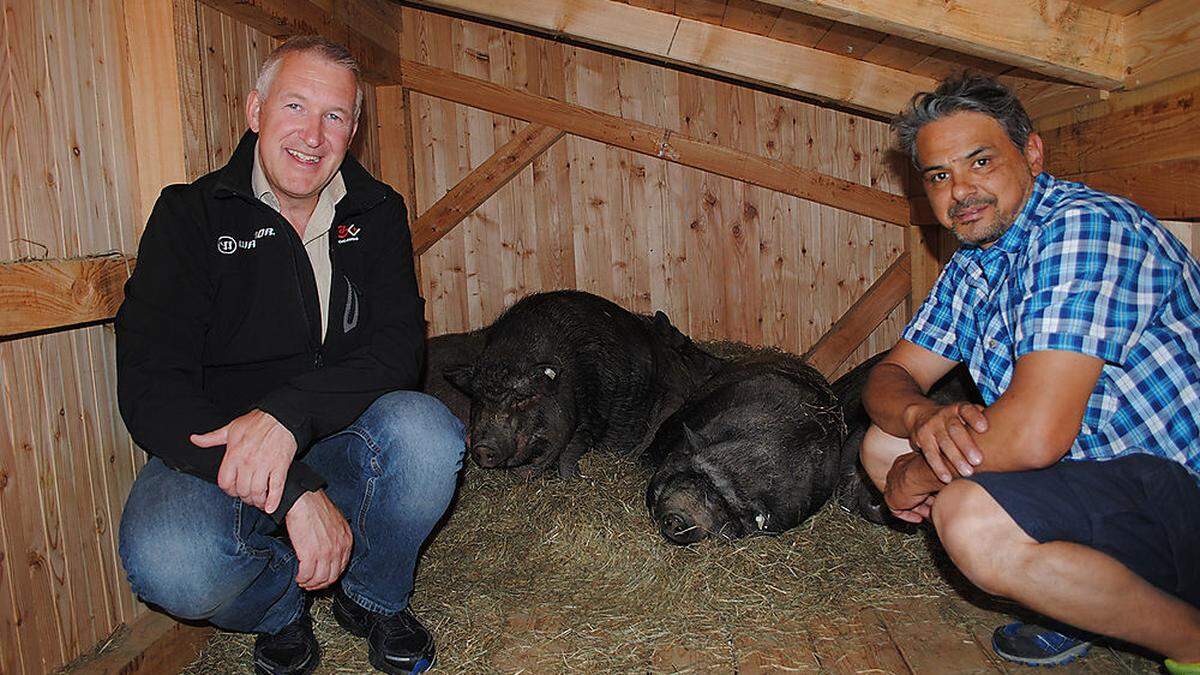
left=246, top=90, right=263, bottom=133
left=1024, top=132, right=1044, bottom=176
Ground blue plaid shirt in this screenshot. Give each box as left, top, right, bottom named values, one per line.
left=903, top=172, right=1200, bottom=478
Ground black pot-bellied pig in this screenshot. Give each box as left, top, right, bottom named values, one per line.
left=830, top=351, right=983, bottom=524
left=444, top=290, right=722, bottom=478
left=645, top=350, right=844, bottom=544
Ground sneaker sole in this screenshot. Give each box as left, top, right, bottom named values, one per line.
left=992, top=640, right=1091, bottom=667
left=369, top=650, right=437, bottom=675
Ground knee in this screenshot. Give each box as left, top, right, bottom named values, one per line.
left=860, top=425, right=905, bottom=490
left=932, top=480, right=1017, bottom=596
left=357, top=391, right=466, bottom=474
left=119, top=499, right=254, bottom=620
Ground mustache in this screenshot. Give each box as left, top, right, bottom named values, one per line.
left=948, top=197, right=997, bottom=219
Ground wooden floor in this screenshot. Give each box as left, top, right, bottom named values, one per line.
left=480, top=595, right=1158, bottom=674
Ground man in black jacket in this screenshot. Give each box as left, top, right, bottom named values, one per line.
left=116, top=36, right=464, bottom=675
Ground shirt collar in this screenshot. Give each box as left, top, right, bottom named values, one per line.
left=251, top=141, right=347, bottom=238
left=957, top=172, right=1053, bottom=287
left=989, top=171, right=1053, bottom=256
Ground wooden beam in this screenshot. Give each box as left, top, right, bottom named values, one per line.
left=64, top=612, right=212, bottom=675
left=1065, top=159, right=1200, bottom=221
left=803, top=251, right=912, bottom=378
left=1123, top=0, right=1200, bottom=90
left=0, top=257, right=135, bottom=338
left=402, top=60, right=911, bottom=226
left=413, top=123, right=566, bottom=255
left=198, top=0, right=404, bottom=84
left=406, top=0, right=935, bottom=117
left=123, top=0, right=190, bottom=231
left=754, top=0, right=1126, bottom=89
left=376, top=84, right=424, bottom=281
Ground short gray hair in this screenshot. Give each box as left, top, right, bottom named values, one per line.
left=255, top=35, right=364, bottom=119
left=892, top=72, right=1033, bottom=168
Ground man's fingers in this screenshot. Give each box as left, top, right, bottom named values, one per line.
left=942, top=425, right=976, bottom=476
left=961, top=404, right=989, bottom=434
left=915, top=434, right=953, bottom=483
left=265, top=470, right=286, bottom=514
left=295, top=556, right=313, bottom=586
left=190, top=427, right=229, bottom=448
left=890, top=508, right=924, bottom=524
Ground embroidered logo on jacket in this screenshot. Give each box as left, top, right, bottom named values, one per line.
left=217, top=228, right=276, bottom=255
left=336, top=224, right=361, bottom=244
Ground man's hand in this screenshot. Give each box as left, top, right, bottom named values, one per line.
left=192, top=409, right=297, bottom=512
left=903, top=400, right=988, bottom=483
left=285, top=490, right=352, bottom=591
left=884, top=451, right=942, bottom=524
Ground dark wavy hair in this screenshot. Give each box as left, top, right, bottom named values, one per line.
left=892, top=72, right=1033, bottom=168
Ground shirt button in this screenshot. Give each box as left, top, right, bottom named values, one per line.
left=987, top=339, right=997, bottom=348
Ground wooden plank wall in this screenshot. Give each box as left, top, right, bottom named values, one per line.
left=0, top=1, right=144, bottom=673
left=1038, top=77, right=1200, bottom=222
left=404, top=8, right=908, bottom=375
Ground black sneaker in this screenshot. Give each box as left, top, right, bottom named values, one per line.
left=333, top=587, right=436, bottom=674
left=253, top=608, right=320, bottom=675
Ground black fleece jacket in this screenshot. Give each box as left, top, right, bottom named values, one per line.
left=116, top=131, right=425, bottom=521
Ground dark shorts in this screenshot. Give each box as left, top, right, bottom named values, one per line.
left=967, top=453, right=1200, bottom=608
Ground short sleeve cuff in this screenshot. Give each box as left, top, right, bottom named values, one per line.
left=1013, top=330, right=1127, bottom=365
left=902, top=323, right=960, bottom=362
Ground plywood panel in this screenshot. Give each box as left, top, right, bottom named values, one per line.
left=0, top=1, right=144, bottom=672
left=405, top=8, right=906, bottom=363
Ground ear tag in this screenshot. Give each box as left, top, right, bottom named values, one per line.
left=543, top=367, right=557, bottom=380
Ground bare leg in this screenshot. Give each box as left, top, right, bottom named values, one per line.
left=859, top=424, right=912, bottom=492
left=934, top=480, right=1200, bottom=662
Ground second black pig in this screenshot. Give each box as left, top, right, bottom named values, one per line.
left=645, top=350, right=844, bottom=544
left=444, top=290, right=722, bottom=477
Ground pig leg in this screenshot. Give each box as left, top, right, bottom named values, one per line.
left=555, top=432, right=591, bottom=478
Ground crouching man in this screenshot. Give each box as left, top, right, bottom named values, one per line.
left=861, top=73, right=1200, bottom=671
left=115, top=36, right=464, bottom=675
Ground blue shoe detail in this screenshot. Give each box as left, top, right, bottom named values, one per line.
left=992, top=622, right=1092, bottom=667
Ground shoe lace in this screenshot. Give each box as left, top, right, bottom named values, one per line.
left=374, top=609, right=423, bottom=641
left=266, top=614, right=313, bottom=650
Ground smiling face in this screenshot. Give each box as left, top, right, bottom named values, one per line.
left=245, top=50, right=358, bottom=216
left=916, top=111, right=1043, bottom=247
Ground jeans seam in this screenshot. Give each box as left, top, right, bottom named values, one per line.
left=234, top=500, right=271, bottom=559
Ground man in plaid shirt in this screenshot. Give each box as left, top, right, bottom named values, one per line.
left=860, top=73, right=1200, bottom=671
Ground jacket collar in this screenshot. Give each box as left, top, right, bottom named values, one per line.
left=214, top=130, right=389, bottom=216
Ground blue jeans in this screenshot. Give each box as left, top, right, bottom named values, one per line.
left=119, top=391, right=465, bottom=634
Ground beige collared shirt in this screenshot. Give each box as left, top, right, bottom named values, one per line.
left=252, top=143, right=346, bottom=342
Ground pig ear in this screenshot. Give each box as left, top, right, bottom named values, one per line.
left=682, top=424, right=708, bottom=450
left=443, top=364, right=476, bottom=395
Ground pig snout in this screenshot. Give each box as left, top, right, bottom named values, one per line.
left=658, top=511, right=706, bottom=545
left=470, top=442, right=507, bottom=468
left=653, top=487, right=719, bottom=545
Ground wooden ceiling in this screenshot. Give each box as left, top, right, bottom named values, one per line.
left=404, top=0, right=1199, bottom=121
